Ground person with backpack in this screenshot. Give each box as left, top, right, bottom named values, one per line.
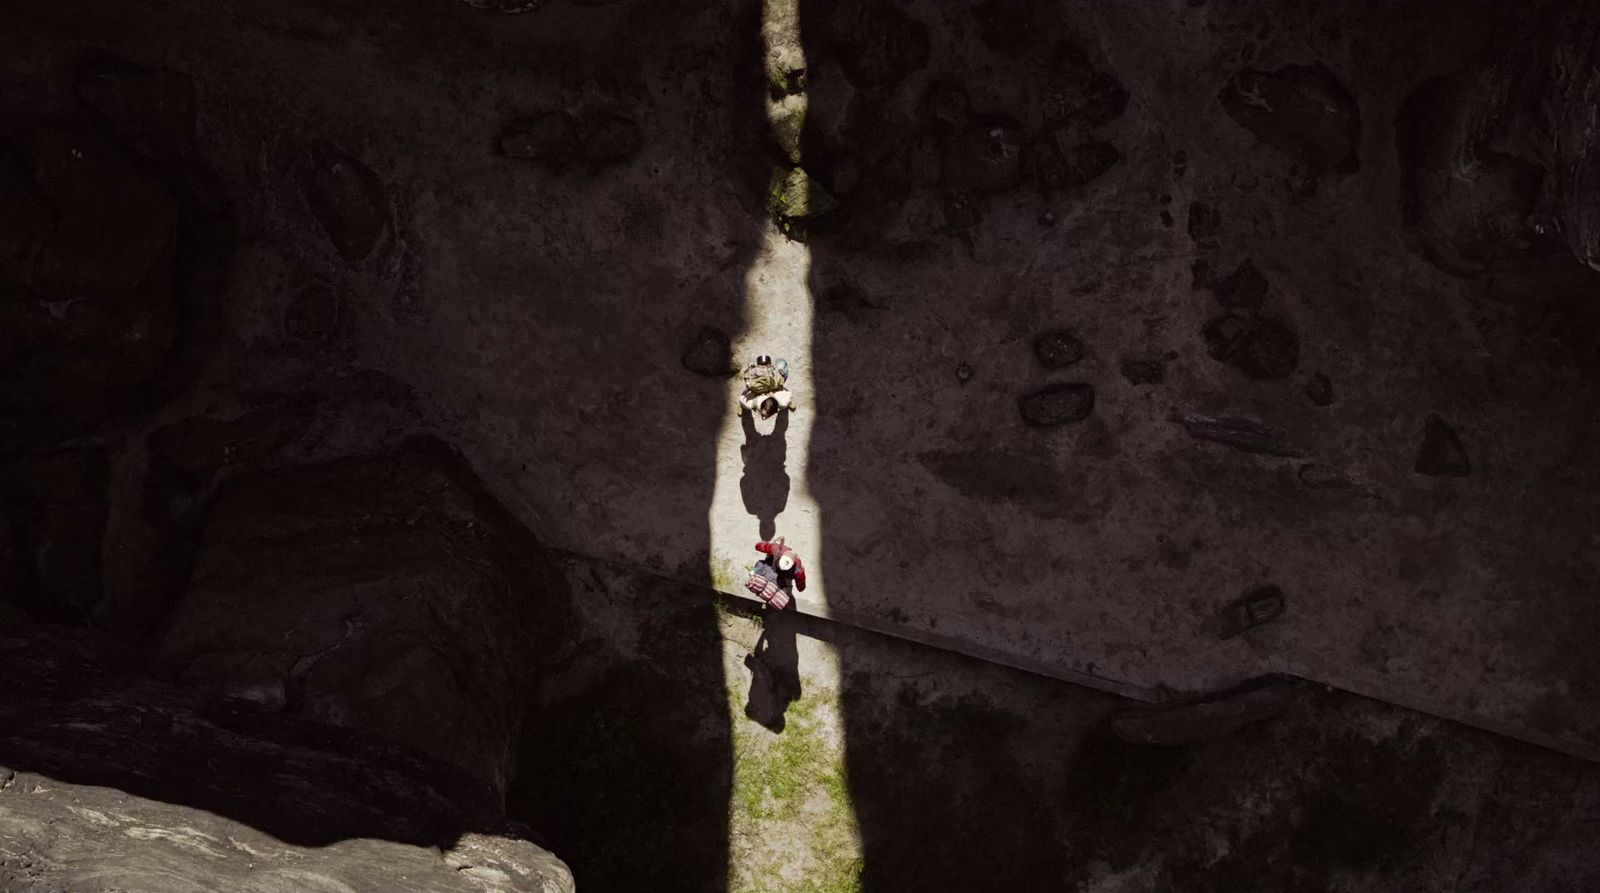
left=737, top=354, right=797, bottom=419
left=744, top=536, right=806, bottom=611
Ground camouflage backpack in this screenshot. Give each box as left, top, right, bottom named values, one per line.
left=742, top=361, right=786, bottom=395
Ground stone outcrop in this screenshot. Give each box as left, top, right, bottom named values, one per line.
left=1399, top=0, right=1600, bottom=276
left=157, top=438, right=571, bottom=801
left=0, top=623, right=573, bottom=893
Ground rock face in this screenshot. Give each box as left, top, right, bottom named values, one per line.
left=1219, top=64, right=1360, bottom=175
left=1018, top=383, right=1095, bottom=426
left=820, top=0, right=930, bottom=88
left=0, top=127, right=181, bottom=430
left=1, top=448, right=110, bottom=622
left=157, top=438, right=571, bottom=801
left=500, top=110, right=643, bottom=172
left=1032, top=331, right=1085, bottom=368
left=1119, top=358, right=1164, bottom=385
left=0, top=624, right=573, bottom=893
left=1175, top=415, right=1305, bottom=458
left=1397, top=75, right=1545, bottom=275
left=1398, top=2, right=1600, bottom=275
left=306, top=140, right=390, bottom=263
left=1211, top=259, right=1268, bottom=310
left=73, top=50, right=197, bottom=161
left=455, top=0, right=551, bottom=12
left=1415, top=415, right=1470, bottom=477
left=796, top=3, right=1127, bottom=244
left=1202, top=313, right=1299, bottom=380
left=943, top=124, right=1025, bottom=193
left=681, top=325, right=732, bottom=376
left=1497, top=5, right=1600, bottom=274
left=1112, top=679, right=1294, bottom=746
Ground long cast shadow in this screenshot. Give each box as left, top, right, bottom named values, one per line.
left=740, top=409, right=792, bottom=541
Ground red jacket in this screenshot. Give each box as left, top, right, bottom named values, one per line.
left=754, top=540, right=806, bottom=591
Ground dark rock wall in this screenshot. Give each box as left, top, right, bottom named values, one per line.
left=1, top=0, right=746, bottom=886
left=3, top=0, right=1600, bottom=889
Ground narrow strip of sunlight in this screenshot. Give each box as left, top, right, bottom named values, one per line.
left=710, top=0, right=865, bottom=889
left=706, top=0, right=824, bottom=609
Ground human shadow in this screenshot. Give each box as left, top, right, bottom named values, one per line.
left=739, top=410, right=791, bottom=540
left=744, top=603, right=802, bottom=732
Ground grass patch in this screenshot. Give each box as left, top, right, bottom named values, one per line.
left=710, top=553, right=747, bottom=591
left=729, top=687, right=861, bottom=893
left=733, top=692, right=834, bottom=819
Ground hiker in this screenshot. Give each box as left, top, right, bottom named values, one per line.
left=737, top=354, right=797, bottom=419
left=745, top=536, right=806, bottom=611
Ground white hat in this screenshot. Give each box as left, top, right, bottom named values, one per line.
left=777, top=553, right=795, bottom=571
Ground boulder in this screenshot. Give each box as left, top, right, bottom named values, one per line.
left=772, top=166, right=839, bottom=220
left=769, top=94, right=807, bottom=164
left=0, top=624, right=573, bottom=892
left=158, top=439, right=571, bottom=801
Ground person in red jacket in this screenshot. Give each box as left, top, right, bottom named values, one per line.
left=744, top=536, right=805, bottom=610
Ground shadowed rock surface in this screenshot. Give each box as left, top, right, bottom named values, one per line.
left=1219, top=64, right=1361, bottom=175
left=306, top=141, right=390, bottom=264
left=158, top=439, right=571, bottom=801
left=0, top=624, right=573, bottom=892
left=4, top=0, right=1600, bottom=888
left=73, top=49, right=197, bottom=161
